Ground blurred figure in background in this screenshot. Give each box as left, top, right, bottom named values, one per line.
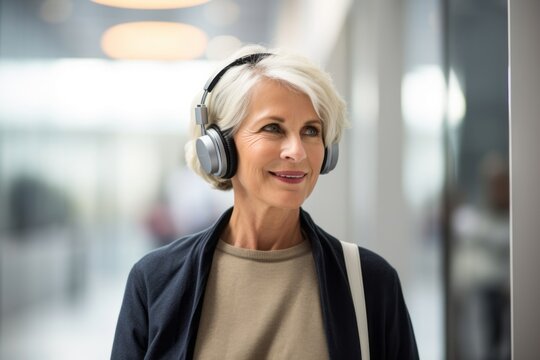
left=145, top=163, right=232, bottom=247
left=452, top=152, right=510, bottom=360
left=8, top=175, right=73, bottom=236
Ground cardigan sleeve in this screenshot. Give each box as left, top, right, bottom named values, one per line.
left=360, top=248, right=419, bottom=359
left=111, top=264, right=149, bottom=360
left=385, top=267, right=419, bottom=359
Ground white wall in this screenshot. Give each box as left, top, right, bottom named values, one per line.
left=508, top=0, right=540, bottom=357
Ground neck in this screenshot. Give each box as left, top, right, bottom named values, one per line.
left=223, top=205, right=304, bottom=251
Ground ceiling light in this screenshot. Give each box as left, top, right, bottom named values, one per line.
left=101, top=22, right=207, bottom=60
left=91, top=0, right=210, bottom=9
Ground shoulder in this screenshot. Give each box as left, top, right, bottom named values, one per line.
left=130, top=232, right=204, bottom=289
left=301, top=208, right=399, bottom=292
left=358, top=246, right=399, bottom=286
left=301, top=209, right=398, bottom=283
left=357, top=247, right=409, bottom=315
left=352, top=246, right=407, bottom=311
left=338, top=240, right=403, bottom=306
left=128, top=208, right=231, bottom=298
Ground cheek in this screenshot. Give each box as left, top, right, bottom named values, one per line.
left=235, top=140, right=274, bottom=176
left=311, top=145, right=326, bottom=169
left=235, top=133, right=271, bottom=160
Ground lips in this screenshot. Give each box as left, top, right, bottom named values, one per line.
left=269, top=171, right=307, bottom=184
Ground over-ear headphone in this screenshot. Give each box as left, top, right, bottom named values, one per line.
left=194, top=53, right=339, bottom=179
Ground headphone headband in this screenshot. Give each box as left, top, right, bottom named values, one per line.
left=195, top=53, right=272, bottom=130
left=203, top=53, right=272, bottom=93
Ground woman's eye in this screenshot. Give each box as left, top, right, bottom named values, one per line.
left=303, top=126, right=321, bottom=137
left=262, top=123, right=282, bottom=133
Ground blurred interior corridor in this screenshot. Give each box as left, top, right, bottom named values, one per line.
left=0, top=0, right=529, bottom=358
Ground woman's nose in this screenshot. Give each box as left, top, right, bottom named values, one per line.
left=280, top=135, right=307, bottom=162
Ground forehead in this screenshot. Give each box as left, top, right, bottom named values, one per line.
left=245, top=78, right=319, bottom=119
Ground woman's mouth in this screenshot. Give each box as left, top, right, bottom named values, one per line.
left=269, top=171, right=307, bottom=184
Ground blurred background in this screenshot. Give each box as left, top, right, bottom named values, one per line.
left=0, top=0, right=512, bottom=359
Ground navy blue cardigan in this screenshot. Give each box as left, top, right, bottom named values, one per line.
left=111, top=208, right=419, bottom=359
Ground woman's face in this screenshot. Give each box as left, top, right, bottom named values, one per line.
left=231, top=79, right=325, bottom=210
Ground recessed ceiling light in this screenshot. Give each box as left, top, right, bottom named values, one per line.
left=91, top=0, right=210, bottom=10
left=101, top=22, right=208, bottom=60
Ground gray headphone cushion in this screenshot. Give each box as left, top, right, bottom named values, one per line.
left=205, top=125, right=237, bottom=179
left=221, top=129, right=237, bottom=179
left=321, top=143, right=339, bottom=174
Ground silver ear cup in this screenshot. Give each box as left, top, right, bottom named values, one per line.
left=196, top=127, right=228, bottom=177
left=196, top=135, right=218, bottom=175
left=320, top=143, right=339, bottom=174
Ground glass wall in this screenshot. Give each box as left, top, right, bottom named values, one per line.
left=445, top=0, right=510, bottom=359
left=346, top=0, right=510, bottom=358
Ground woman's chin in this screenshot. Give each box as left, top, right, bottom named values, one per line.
left=266, top=194, right=308, bottom=210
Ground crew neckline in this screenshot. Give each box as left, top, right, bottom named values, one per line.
left=216, top=239, right=311, bottom=261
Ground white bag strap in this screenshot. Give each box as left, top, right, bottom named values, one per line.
left=340, top=241, right=370, bottom=360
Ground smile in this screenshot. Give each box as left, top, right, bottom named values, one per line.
left=269, top=171, right=307, bottom=184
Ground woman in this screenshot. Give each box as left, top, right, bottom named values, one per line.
left=111, top=45, right=419, bottom=359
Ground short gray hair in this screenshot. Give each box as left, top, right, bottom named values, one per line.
left=185, top=45, right=348, bottom=190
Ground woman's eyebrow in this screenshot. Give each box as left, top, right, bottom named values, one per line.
left=255, top=116, right=322, bottom=125
left=263, top=116, right=285, bottom=123
left=305, top=119, right=323, bottom=126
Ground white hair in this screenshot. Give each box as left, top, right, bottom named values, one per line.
left=185, top=44, right=348, bottom=190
